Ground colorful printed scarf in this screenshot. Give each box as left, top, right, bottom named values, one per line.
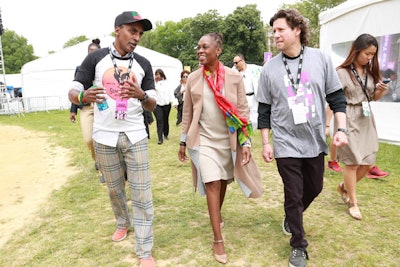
left=202, top=61, right=253, bottom=145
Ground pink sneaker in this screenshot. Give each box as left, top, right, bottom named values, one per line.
left=327, top=160, right=342, bottom=172
left=112, top=227, right=128, bottom=242
left=367, top=166, right=389, bottom=179
left=140, top=256, right=156, bottom=267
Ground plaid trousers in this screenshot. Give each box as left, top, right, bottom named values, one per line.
left=94, top=133, right=154, bottom=258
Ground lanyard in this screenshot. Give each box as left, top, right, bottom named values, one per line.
left=108, top=49, right=134, bottom=120
left=109, top=50, right=134, bottom=84
left=282, top=46, right=304, bottom=93
left=350, top=64, right=370, bottom=101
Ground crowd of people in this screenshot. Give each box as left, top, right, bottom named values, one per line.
left=67, top=8, right=393, bottom=267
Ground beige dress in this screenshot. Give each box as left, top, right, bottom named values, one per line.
left=198, top=82, right=234, bottom=183
left=336, top=68, right=378, bottom=165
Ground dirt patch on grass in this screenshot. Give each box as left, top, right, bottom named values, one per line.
left=0, top=125, right=77, bottom=248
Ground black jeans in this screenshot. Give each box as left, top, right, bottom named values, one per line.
left=276, top=153, right=324, bottom=249
left=176, top=102, right=183, bottom=125
left=153, top=104, right=171, bottom=141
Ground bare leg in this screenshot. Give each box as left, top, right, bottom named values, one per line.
left=219, top=180, right=227, bottom=225
left=343, top=165, right=358, bottom=204
left=330, top=141, right=337, bottom=161
left=206, top=180, right=225, bottom=256
left=343, top=164, right=371, bottom=219
left=356, top=165, right=372, bottom=182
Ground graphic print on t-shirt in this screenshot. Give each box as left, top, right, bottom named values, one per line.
left=102, top=67, right=136, bottom=100
left=285, top=71, right=315, bottom=122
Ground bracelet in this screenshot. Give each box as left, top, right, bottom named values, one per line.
left=180, top=141, right=186, bottom=146
left=78, top=91, right=86, bottom=105
left=262, top=142, right=270, bottom=145
left=242, top=139, right=252, bottom=147
left=326, top=125, right=330, bottom=127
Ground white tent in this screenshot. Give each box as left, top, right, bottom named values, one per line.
left=20, top=35, right=183, bottom=111
left=319, top=0, right=400, bottom=145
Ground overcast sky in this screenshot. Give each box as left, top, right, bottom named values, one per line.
left=0, top=0, right=296, bottom=57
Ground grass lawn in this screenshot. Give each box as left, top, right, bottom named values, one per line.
left=0, top=109, right=399, bottom=267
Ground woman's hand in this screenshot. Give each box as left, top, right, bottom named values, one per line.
left=178, top=146, right=189, bottom=162
left=241, top=146, right=251, bottom=166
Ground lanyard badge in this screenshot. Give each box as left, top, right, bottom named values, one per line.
left=109, top=51, right=134, bottom=120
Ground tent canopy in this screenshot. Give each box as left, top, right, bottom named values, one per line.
left=319, top=0, right=398, bottom=56
left=20, top=35, right=183, bottom=109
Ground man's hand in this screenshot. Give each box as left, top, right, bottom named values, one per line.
left=70, top=112, right=77, bottom=123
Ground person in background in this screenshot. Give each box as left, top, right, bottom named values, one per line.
left=68, top=11, right=157, bottom=267
left=69, top=38, right=104, bottom=183
left=379, top=69, right=399, bottom=102
left=143, top=110, right=154, bottom=139
left=326, top=105, right=389, bottom=178
left=153, top=68, right=178, bottom=144
left=232, top=54, right=262, bottom=129
left=336, top=33, right=389, bottom=220
left=174, top=70, right=190, bottom=126
left=257, top=9, right=348, bottom=267
left=178, top=32, right=263, bottom=265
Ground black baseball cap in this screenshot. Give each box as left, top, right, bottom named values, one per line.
left=114, top=11, right=152, bottom=31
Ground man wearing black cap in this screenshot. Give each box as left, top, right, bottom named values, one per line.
left=68, top=11, right=156, bottom=267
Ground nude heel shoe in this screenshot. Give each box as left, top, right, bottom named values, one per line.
left=212, top=240, right=228, bottom=264
left=347, top=202, right=362, bottom=220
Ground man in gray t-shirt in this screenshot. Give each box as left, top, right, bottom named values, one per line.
left=257, top=9, right=348, bottom=267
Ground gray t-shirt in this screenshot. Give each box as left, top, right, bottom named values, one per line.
left=257, top=47, right=342, bottom=158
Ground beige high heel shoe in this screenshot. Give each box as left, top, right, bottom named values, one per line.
left=347, top=202, right=362, bottom=220
left=212, top=240, right=228, bottom=264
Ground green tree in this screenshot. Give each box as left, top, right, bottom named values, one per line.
left=144, top=7, right=267, bottom=71
left=1, top=30, right=37, bottom=74
left=63, top=35, right=88, bottom=48
left=284, top=0, right=347, bottom=48
left=223, top=4, right=266, bottom=65
left=183, top=10, right=225, bottom=70
left=143, top=10, right=225, bottom=71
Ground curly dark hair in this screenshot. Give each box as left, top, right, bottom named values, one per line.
left=269, top=9, right=309, bottom=46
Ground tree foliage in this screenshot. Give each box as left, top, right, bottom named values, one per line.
left=142, top=5, right=266, bottom=70
left=1, top=30, right=37, bottom=74
left=282, top=0, right=347, bottom=48
left=63, top=35, right=88, bottom=48
left=223, top=5, right=266, bottom=65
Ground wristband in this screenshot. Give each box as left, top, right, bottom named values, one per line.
left=337, top=128, right=349, bottom=135
left=78, top=91, right=86, bottom=105
left=180, top=141, right=186, bottom=146
left=242, top=139, right=251, bottom=147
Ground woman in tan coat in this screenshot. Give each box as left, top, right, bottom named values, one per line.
left=178, top=32, right=262, bottom=264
